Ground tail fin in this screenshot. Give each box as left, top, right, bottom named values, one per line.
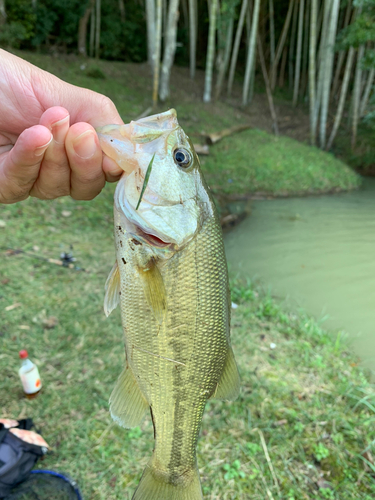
left=132, top=463, right=203, bottom=500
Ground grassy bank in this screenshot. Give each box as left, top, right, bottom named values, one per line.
left=1, top=192, right=374, bottom=499
left=10, top=50, right=361, bottom=200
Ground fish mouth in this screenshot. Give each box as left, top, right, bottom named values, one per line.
left=135, top=225, right=173, bottom=249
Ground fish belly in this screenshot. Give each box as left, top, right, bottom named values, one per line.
left=119, top=215, right=229, bottom=482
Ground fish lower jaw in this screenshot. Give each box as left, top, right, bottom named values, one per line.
left=135, top=225, right=174, bottom=249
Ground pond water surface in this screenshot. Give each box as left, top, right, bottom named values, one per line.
left=224, top=178, right=375, bottom=372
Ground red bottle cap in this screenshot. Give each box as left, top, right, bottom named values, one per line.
left=19, top=350, right=28, bottom=359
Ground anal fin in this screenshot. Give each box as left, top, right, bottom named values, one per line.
left=104, top=261, right=120, bottom=317
left=212, top=348, right=240, bottom=401
left=110, top=365, right=149, bottom=428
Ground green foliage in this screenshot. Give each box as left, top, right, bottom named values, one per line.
left=1, top=0, right=146, bottom=61
left=1, top=0, right=36, bottom=48
left=314, top=443, right=330, bottom=462
left=222, top=460, right=246, bottom=480
left=0, top=22, right=29, bottom=49
left=100, top=0, right=146, bottom=62
left=337, top=0, right=375, bottom=65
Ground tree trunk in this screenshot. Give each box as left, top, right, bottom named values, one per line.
left=0, top=0, right=6, bottom=25
left=258, top=35, right=279, bottom=134
left=152, top=0, right=162, bottom=105
left=326, top=47, right=354, bottom=150
left=352, top=44, right=365, bottom=149
left=309, top=0, right=317, bottom=145
left=95, top=0, right=101, bottom=59
left=188, top=0, right=197, bottom=78
left=78, top=1, right=93, bottom=57
left=271, top=0, right=294, bottom=90
left=293, top=0, right=304, bottom=105
left=269, top=0, right=275, bottom=73
left=242, top=0, right=261, bottom=105
left=227, top=0, right=248, bottom=96
left=360, top=66, right=374, bottom=117
left=146, top=0, right=156, bottom=69
left=159, top=0, right=180, bottom=101
left=319, top=0, right=340, bottom=149
left=203, top=0, right=218, bottom=102
left=216, top=16, right=234, bottom=99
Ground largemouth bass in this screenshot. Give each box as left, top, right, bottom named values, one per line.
left=97, top=109, right=240, bottom=500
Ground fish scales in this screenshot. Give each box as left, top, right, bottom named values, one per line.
left=117, top=211, right=228, bottom=477
left=98, top=109, right=240, bottom=500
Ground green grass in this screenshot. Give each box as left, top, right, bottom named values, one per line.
left=10, top=50, right=361, bottom=200
left=200, top=129, right=361, bottom=197
left=1, top=191, right=374, bottom=499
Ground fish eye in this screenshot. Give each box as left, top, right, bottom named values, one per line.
left=173, top=148, right=192, bottom=168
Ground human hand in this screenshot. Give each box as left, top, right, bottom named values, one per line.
left=0, top=49, right=124, bottom=204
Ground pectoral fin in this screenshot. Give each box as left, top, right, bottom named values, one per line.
left=110, top=365, right=149, bottom=428
left=138, top=260, right=167, bottom=325
left=212, top=348, right=240, bottom=401
left=104, top=261, right=121, bottom=317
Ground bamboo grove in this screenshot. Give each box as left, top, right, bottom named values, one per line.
left=144, top=0, right=374, bottom=150
left=1, top=0, right=374, bottom=150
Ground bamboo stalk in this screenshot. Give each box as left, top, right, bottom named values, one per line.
left=152, top=0, right=162, bottom=106
left=309, top=0, right=317, bottom=145
left=95, top=0, right=101, bottom=59
left=293, top=0, right=305, bottom=106
left=319, top=0, right=340, bottom=149
left=352, top=44, right=365, bottom=149
left=227, top=0, right=249, bottom=96
left=188, top=0, right=197, bottom=78
left=326, top=47, right=355, bottom=150
left=203, top=0, right=218, bottom=102
left=289, top=0, right=299, bottom=90
left=258, top=35, right=279, bottom=135
left=269, top=0, right=275, bottom=73
left=242, top=0, right=261, bottom=105
left=159, top=0, right=180, bottom=101
left=216, top=17, right=234, bottom=99
left=271, top=0, right=295, bottom=90
left=300, top=0, right=310, bottom=98
left=89, top=7, right=95, bottom=58
left=331, top=0, right=352, bottom=97
left=146, top=0, right=156, bottom=70
left=360, top=67, right=374, bottom=117
left=279, top=44, right=288, bottom=87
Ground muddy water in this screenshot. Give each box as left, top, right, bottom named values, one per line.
left=225, top=179, right=375, bottom=371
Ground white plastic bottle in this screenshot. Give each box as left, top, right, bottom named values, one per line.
left=18, top=350, right=42, bottom=399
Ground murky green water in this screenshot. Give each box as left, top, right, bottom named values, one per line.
left=225, top=179, right=375, bottom=371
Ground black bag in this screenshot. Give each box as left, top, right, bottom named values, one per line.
left=0, top=419, right=47, bottom=498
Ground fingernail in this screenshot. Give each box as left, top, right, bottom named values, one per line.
left=51, top=115, right=69, bottom=145
left=73, top=131, right=97, bottom=159
left=34, top=136, right=53, bottom=156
